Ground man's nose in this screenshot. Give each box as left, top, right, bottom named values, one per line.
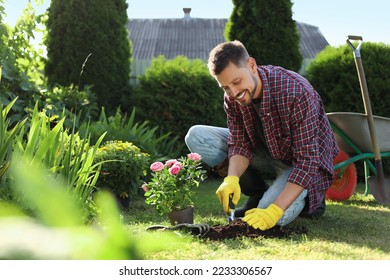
left=231, top=87, right=241, bottom=97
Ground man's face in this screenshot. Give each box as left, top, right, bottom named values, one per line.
left=215, top=58, right=260, bottom=106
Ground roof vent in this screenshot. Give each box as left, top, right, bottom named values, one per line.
left=183, top=8, right=191, bottom=19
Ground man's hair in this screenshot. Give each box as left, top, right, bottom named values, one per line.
left=207, top=40, right=250, bottom=76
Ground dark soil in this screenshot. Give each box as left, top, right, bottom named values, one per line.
left=199, top=219, right=308, bottom=240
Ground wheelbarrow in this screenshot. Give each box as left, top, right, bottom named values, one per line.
left=325, top=35, right=390, bottom=204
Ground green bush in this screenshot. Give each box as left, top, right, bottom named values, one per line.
left=93, top=141, right=149, bottom=200
left=306, top=42, right=390, bottom=116
left=130, top=56, right=226, bottom=153
left=80, top=107, right=181, bottom=161
left=39, top=84, right=98, bottom=128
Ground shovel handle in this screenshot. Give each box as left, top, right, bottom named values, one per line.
left=347, top=35, right=382, bottom=161
left=347, top=35, right=363, bottom=41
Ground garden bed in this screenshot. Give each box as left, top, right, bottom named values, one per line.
left=200, top=219, right=308, bottom=240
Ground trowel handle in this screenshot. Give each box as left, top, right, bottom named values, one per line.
left=228, top=196, right=235, bottom=210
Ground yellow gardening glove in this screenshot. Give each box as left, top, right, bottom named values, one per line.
left=216, top=176, right=240, bottom=213
left=242, top=203, right=284, bottom=230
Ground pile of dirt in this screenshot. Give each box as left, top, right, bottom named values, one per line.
left=200, top=219, right=308, bottom=240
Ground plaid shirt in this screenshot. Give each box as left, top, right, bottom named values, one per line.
left=224, top=66, right=338, bottom=213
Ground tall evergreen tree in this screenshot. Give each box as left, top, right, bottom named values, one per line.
left=225, top=0, right=302, bottom=72
left=45, top=0, right=131, bottom=110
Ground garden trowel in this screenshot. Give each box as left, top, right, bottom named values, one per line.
left=227, top=196, right=235, bottom=224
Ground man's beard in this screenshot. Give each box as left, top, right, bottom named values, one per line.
left=249, top=74, right=258, bottom=101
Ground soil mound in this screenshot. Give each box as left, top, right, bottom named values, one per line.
left=200, top=219, right=308, bottom=240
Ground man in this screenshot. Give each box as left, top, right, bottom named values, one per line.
left=185, top=40, right=338, bottom=230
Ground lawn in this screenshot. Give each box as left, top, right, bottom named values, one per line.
left=124, top=175, right=390, bottom=260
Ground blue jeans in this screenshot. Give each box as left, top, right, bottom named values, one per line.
left=185, top=125, right=307, bottom=226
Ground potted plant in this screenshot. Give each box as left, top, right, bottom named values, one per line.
left=94, top=141, right=149, bottom=209
left=142, top=153, right=207, bottom=224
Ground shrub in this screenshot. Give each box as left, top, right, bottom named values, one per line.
left=306, top=42, right=390, bottom=116
left=93, top=141, right=149, bottom=200
left=130, top=56, right=226, bottom=154
left=39, top=84, right=98, bottom=128
left=79, top=107, right=181, bottom=161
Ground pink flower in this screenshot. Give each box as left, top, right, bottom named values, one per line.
left=188, top=152, right=202, bottom=161
left=150, top=161, right=164, bottom=172
left=165, top=159, right=179, bottom=168
left=169, top=162, right=182, bottom=175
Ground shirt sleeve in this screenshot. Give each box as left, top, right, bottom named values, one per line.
left=287, top=90, right=321, bottom=190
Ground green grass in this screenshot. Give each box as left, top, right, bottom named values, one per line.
left=124, top=176, right=390, bottom=260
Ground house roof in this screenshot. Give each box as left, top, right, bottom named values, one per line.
left=127, top=17, right=226, bottom=60
left=126, top=9, right=329, bottom=76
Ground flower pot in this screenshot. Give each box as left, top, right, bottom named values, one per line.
left=167, top=206, right=194, bottom=225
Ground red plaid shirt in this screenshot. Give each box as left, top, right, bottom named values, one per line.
left=224, top=66, right=338, bottom=213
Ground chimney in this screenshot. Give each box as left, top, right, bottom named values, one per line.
left=183, top=8, right=191, bottom=19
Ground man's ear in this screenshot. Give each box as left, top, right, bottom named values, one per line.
left=247, top=57, right=257, bottom=73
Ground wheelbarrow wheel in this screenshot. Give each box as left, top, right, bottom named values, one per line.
left=326, top=149, right=357, bottom=201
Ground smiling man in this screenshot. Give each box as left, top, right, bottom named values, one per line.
left=185, top=40, right=339, bottom=230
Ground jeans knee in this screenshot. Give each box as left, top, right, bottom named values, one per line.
left=185, top=125, right=202, bottom=149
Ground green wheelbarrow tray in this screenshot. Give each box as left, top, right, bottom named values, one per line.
left=328, top=113, right=390, bottom=204
left=327, top=112, right=390, bottom=154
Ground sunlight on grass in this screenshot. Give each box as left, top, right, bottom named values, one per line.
left=123, top=178, right=390, bottom=260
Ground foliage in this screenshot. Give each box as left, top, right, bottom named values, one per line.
left=225, top=0, right=302, bottom=72
left=131, top=55, right=226, bottom=152
left=0, top=2, right=45, bottom=121
left=0, top=100, right=105, bottom=219
left=38, top=84, right=99, bottom=128
left=0, top=2, right=97, bottom=130
left=45, top=0, right=132, bottom=111
left=0, top=155, right=141, bottom=259
left=7, top=1, right=47, bottom=88
left=306, top=42, right=390, bottom=116
left=93, top=141, right=149, bottom=198
left=143, top=153, right=207, bottom=215
left=0, top=98, right=27, bottom=182
left=79, top=107, right=182, bottom=161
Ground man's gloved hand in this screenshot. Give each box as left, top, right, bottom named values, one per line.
left=216, top=176, right=240, bottom=213
left=242, top=203, right=284, bottom=230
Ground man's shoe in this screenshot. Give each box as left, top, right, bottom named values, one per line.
left=299, top=198, right=326, bottom=218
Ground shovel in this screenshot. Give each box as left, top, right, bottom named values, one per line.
left=347, top=35, right=390, bottom=204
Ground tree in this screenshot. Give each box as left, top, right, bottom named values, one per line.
left=225, top=0, right=302, bottom=72
left=45, top=0, right=131, bottom=111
